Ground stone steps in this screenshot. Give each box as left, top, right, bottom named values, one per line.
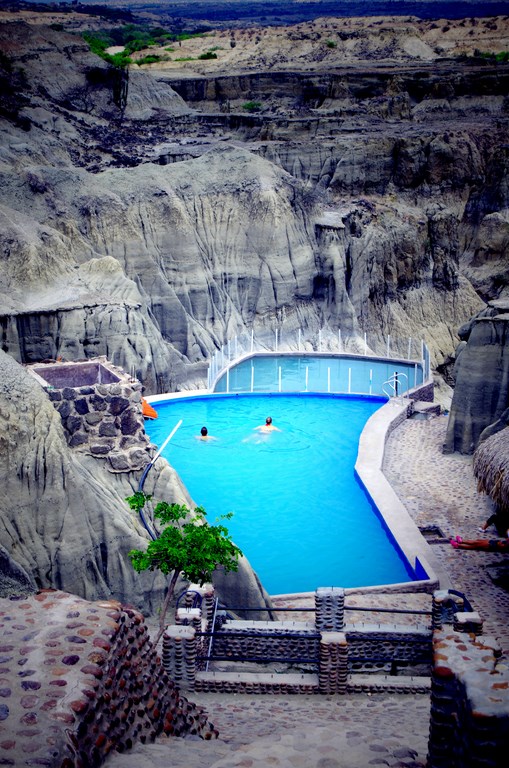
left=194, top=669, right=320, bottom=693
left=190, top=669, right=430, bottom=694
left=411, top=400, right=442, bottom=419
left=346, top=673, right=431, bottom=694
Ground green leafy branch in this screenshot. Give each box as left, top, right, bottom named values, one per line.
left=127, top=493, right=242, bottom=644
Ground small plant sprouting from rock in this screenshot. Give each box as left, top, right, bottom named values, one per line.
left=127, top=492, right=242, bottom=645
left=242, top=100, right=262, bottom=112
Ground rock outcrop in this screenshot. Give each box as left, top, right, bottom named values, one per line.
left=444, top=302, right=509, bottom=454
left=2, top=18, right=507, bottom=394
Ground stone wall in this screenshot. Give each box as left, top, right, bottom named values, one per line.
left=161, top=587, right=436, bottom=694
left=28, top=358, right=154, bottom=473
left=346, top=628, right=431, bottom=675
left=210, top=622, right=320, bottom=666
left=0, top=590, right=216, bottom=768
left=408, top=381, right=435, bottom=403
left=427, top=629, right=508, bottom=768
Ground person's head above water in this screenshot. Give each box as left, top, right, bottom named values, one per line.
left=201, top=426, right=208, bottom=436
left=265, top=417, right=272, bottom=425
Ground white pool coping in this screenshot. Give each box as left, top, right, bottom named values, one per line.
left=354, top=399, right=448, bottom=593
left=145, top=390, right=447, bottom=594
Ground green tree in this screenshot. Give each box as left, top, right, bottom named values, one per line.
left=127, top=493, right=242, bottom=644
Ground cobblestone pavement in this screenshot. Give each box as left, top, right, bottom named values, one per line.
left=383, top=414, right=509, bottom=658
left=105, top=414, right=509, bottom=768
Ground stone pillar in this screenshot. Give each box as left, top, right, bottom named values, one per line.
left=427, top=629, right=509, bottom=768
left=432, top=590, right=464, bottom=629
left=319, top=632, right=348, bottom=694
left=201, top=584, right=216, bottom=632
left=453, top=611, right=483, bottom=635
left=185, top=582, right=216, bottom=631
left=162, top=625, right=197, bottom=690
left=176, top=606, right=202, bottom=632
left=315, top=587, right=345, bottom=631
left=427, top=653, right=461, bottom=767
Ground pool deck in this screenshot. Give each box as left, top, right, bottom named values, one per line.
left=105, top=414, right=509, bottom=768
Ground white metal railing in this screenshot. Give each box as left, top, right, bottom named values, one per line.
left=382, top=372, right=409, bottom=400
left=207, top=327, right=431, bottom=394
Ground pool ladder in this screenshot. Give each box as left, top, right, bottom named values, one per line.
left=382, top=372, right=409, bottom=403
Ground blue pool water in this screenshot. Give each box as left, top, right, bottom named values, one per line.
left=145, top=393, right=417, bottom=595
left=214, top=354, right=423, bottom=395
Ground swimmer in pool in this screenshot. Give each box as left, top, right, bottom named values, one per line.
left=254, top=416, right=281, bottom=434
left=196, top=426, right=217, bottom=441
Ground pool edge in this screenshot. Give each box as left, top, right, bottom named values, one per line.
left=146, top=390, right=446, bottom=595
left=355, top=400, right=449, bottom=593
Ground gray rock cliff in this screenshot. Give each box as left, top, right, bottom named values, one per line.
left=444, top=302, right=509, bottom=454
left=2, top=20, right=506, bottom=392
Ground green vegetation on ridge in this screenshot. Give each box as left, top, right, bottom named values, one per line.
left=83, top=24, right=210, bottom=67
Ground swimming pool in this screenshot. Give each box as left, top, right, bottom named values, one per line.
left=145, top=393, right=419, bottom=595
left=213, top=354, right=423, bottom=395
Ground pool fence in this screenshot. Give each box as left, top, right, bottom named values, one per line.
left=207, top=327, right=431, bottom=395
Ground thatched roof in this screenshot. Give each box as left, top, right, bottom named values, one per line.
left=473, top=428, right=509, bottom=511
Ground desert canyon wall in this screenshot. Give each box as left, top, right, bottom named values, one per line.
left=1, top=11, right=509, bottom=598
left=3, top=16, right=509, bottom=394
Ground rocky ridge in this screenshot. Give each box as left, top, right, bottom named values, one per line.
left=129, top=13, right=509, bottom=73
left=2, top=14, right=508, bottom=394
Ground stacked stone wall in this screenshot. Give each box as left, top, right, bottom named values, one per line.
left=210, top=623, right=320, bottom=666
left=427, top=629, right=508, bottom=768
left=0, top=591, right=216, bottom=768
left=408, top=381, right=434, bottom=403
left=30, top=358, right=153, bottom=473
left=345, top=629, right=432, bottom=674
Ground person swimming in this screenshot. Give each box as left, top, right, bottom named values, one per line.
left=196, top=426, right=216, bottom=441
left=254, top=416, right=281, bottom=433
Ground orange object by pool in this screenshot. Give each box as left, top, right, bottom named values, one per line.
left=142, top=398, right=158, bottom=419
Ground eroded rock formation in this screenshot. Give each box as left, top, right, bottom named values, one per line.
left=2, top=18, right=508, bottom=395
left=1, top=12, right=509, bottom=601
left=444, top=302, right=509, bottom=454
